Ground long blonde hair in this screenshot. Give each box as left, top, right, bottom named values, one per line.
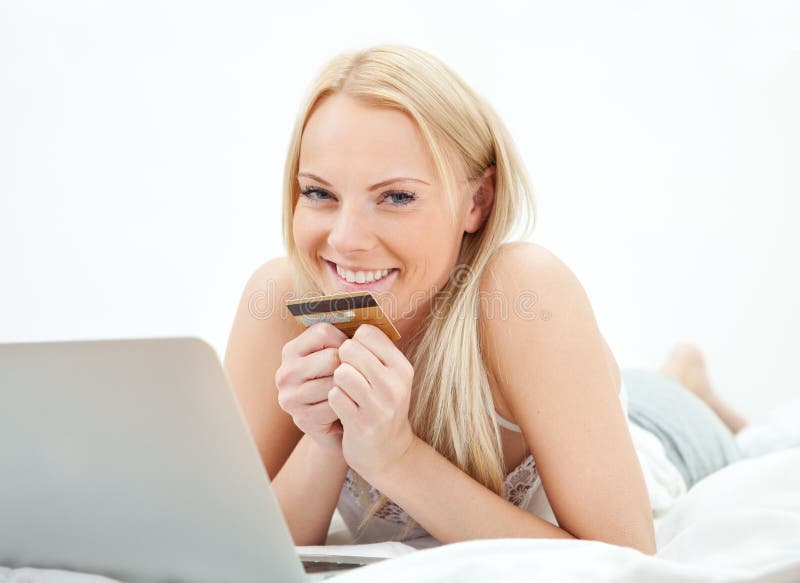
left=281, top=44, right=536, bottom=540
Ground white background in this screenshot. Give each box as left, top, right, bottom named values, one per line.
left=1, top=1, right=798, bottom=423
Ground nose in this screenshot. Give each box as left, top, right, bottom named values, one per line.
left=326, top=202, right=376, bottom=255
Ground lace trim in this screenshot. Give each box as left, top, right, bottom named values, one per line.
left=504, top=454, right=539, bottom=506
left=343, top=469, right=411, bottom=524
left=342, top=453, right=540, bottom=526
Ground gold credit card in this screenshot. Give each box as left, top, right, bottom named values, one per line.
left=285, top=291, right=401, bottom=341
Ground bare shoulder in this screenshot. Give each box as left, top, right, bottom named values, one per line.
left=478, top=241, right=620, bottom=396
left=478, top=241, right=581, bottom=335
left=249, top=255, right=295, bottom=302
left=480, top=241, right=575, bottom=296
left=241, top=256, right=305, bottom=331
left=224, top=254, right=304, bottom=387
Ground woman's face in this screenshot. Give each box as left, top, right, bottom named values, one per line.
left=293, top=93, right=477, bottom=341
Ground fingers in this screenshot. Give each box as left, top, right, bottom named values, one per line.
left=332, top=362, right=373, bottom=410
left=337, top=337, right=384, bottom=389
left=328, top=385, right=358, bottom=425
left=301, top=376, right=336, bottom=404
left=301, top=347, right=340, bottom=380
left=346, top=325, right=415, bottom=392
left=304, top=399, right=339, bottom=426
left=353, top=324, right=410, bottom=374
left=285, top=323, right=348, bottom=358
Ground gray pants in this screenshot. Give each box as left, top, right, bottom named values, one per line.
left=622, top=367, right=744, bottom=490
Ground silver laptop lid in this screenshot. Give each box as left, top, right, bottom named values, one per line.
left=0, top=337, right=307, bottom=583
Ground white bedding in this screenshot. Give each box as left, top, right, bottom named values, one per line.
left=308, top=446, right=800, bottom=582
left=3, top=435, right=799, bottom=582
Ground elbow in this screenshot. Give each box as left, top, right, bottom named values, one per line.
left=291, top=532, right=327, bottom=547
left=626, top=532, right=657, bottom=556
left=639, top=523, right=658, bottom=556
left=633, top=540, right=657, bottom=556
left=580, top=536, right=656, bottom=556
left=616, top=513, right=657, bottom=556
left=586, top=527, right=656, bottom=556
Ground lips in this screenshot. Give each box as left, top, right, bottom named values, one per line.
left=324, top=259, right=399, bottom=292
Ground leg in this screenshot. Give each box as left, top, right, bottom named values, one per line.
left=659, top=343, right=749, bottom=435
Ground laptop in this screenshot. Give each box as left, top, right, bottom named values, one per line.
left=0, top=337, right=389, bottom=582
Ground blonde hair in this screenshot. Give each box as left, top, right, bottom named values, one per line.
left=281, top=44, right=536, bottom=540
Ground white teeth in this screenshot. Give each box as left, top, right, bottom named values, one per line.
left=334, top=263, right=393, bottom=284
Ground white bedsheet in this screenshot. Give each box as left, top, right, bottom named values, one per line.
left=306, top=446, right=800, bottom=582
left=3, top=444, right=799, bottom=582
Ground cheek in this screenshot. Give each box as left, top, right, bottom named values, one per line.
left=397, top=212, right=459, bottom=270
left=292, top=209, right=324, bottom=249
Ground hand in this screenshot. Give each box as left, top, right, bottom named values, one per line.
left=326, top=324, right=416, bottom=478
left=275, top=323, right=348, bottom=454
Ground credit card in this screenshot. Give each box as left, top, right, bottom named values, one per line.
left=285, top=291, right=401, bottom=341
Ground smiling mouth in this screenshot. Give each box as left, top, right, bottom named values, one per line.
left=324, top=259, right=399, bottom=288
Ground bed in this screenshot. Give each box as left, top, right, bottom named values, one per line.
left=303, top=403, right=800, bottom=582
left=303, top=445, right=800, bottom=582
left=2, top=412, right=799, bottom=582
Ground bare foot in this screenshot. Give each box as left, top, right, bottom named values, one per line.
left=659, top=342, right=718, bottom=404
left=659, top=342, right=749, bottom=434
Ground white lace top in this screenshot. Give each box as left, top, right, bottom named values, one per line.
left=336, top=378, right=687, bottom=544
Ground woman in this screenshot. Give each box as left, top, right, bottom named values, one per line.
left=222, top=45, right=746, bottom=555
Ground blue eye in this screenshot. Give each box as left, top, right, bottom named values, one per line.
left=300, top=187, right=333, bottom=201
left=383, top=191, right=418, bottom=206
left=299, top=186, right=418, bottom=207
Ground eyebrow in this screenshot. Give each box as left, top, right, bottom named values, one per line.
left=298, top=172, right=431, bottom=191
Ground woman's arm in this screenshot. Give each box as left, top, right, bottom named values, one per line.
left=272, top=432, right=350, bottom=546
left=362, top=242, right=655, bottom=554
left=479, top=242, right=656, bottom=554
left=363, top=435, right=576, bottom=544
